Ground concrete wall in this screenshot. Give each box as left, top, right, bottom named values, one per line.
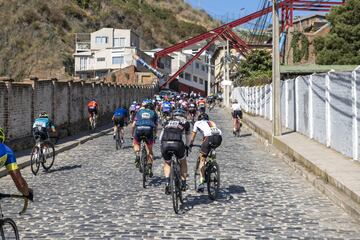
left=0, top=78, right=156, bottom=150
left=232, top=66, right=360, bottom=160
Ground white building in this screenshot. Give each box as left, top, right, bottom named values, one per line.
left=170, top=51, right=215, bottom=96
left=74, top=28, right=157, bottom=79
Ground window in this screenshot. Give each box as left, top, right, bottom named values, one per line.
left=193, top=76, right=198, bottom=83
left=185, top=73, right=191, bottom=81
left=195, top=62, right=200, bottom=69
left=114, top=37, right=125, bottom=47
left=199, top=78, right=204, bottom=85
left=112, top=56, right=124, bottom=65
left=201, top=65, right=205, bottom=71
left=80, top=57, right=87, bottom=70
left=95, top=36, right=108, bottom=44
left=97, top=57, right=105, bottom=62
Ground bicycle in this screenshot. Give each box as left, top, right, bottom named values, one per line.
left=90, top=113, right=97, bottom=130
left=139, top=136, right=150, bottom=188
left=234, top=118, right=242, bottom=138
left=167, top=149, right=186, bottom=214
left=114, top=125, right=124, bottom=150
left=192, top=144, right=220, bottom=200
left=30, top=131, right=55, bottom=175
left=0, top=193, right=29, bottom=239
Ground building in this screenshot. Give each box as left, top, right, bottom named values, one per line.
left=283, top=14, right=330, bottom=65
left=170, top=51, right=215, bottom=96
left=74, top=28, right=158, bottom=79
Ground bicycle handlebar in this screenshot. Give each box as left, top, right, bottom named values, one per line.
left=0, top=193, right=29, bottom=215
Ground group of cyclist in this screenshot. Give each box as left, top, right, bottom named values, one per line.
left=0, top=90, right=242, bottom=203
left=109, top=92, right=225, bottom=193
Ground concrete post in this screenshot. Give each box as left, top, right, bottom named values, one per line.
left=272, top=0, right=282, bottom=136
left=309, top=74, right=314, bottom=139
left=352, top=67, right=359, bottom=160
left=285, top=80, right=289, bottom=128
left=2, top=78, right=13, bottom=138
left=325, top=72, right=332, bottom=147
left=295, top=76, right=300, bottom=132
left=270, top=84, right=273, bottom=121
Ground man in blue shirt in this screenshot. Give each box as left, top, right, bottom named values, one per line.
left=112, top=106, right=129, bottom=142
left=0, top=128, right=33, bottom=201
left=131, top=100, right=158, bottom=176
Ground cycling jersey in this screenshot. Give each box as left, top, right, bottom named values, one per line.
left=193, top=120, right=222, bottom=137
left=0, top=143, right=18, bottom=171
left=33, top=117, right=55, bottom=130
left=231, top=103, right=241, bottom=111
left=135, top=109, right=158, bottom=127
left=88, top=101, right=98, bottom=110
left=114, top=108, right=128, bottom=118
left=162, top=102, right=172, bottom=113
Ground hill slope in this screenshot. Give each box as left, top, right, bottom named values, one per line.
left=0, top=0, right=220, bottom=80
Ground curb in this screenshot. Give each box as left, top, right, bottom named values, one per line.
left=240, top=112, right=360, bottom=222
left=0, top=128, right=112, bottom=178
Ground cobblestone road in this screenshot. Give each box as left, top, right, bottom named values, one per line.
left=1, top=108, right=360, bottom=239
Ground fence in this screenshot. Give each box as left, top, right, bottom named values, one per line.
left=232, top=66, right=360, bottom=160
left=0, top=77, right=157, bottom=150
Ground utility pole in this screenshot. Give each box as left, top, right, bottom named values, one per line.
left=272, top=0, right=282, bottom=136
left=207, top=52, right=211, bottom=96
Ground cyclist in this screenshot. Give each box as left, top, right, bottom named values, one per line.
left=190, top=113, right=222, bottom=192
left=161, top=99, right=172, bottom=121
left=131, top=101, right=158, bottom=177
left=197, top=97, right=206, bottom=113
left=112, top=106, right=129, bottom=142
left=231, top=99, right=243, bottom=135
left=207, top=94, right=216, bottom=110
left=160, top=108, right=191, bottom=194
left=129, top=101, right=138, bottom=123
left=32, top=112, right=56, bottom=141
left=87, top=98, right=99, bottom=127
left=0, top=128, right=33, bottom=201
left=188, top=99, right=197, bottom=122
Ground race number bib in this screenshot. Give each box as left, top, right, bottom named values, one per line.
left=210, top=127, right=220, bottom=135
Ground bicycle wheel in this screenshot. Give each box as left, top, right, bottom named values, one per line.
left=170, top=161, right=180, bottom=214
left=30, top=146, right=41, bottom=175
left=0, top=218, right=20, bottom=240
left=115, top=131, right=121, bottom=150
left=193, top=158, right=200, bottom=191
left=206, top=161, right=220, bottom=200
left=140, top=145, right=147, bottom=188
left=41, top=142, right=55, bottom=171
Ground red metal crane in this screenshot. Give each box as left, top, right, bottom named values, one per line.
left=153, top=0, right=345, bottom=89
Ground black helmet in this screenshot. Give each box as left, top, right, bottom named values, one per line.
left=198, top=113, right=209, bottom=121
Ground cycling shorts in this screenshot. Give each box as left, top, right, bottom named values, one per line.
left=201, top=135, right=222, bottom=157
left=161, top=141, right=185, bottom=161
left=232, top=110, right=243, bottom=119
left=134, top=126, right=154, bottom=145
left=32, top=127, right=49, bottom=142
left=113, top=116, right=125, bottom=128
left=88, top=108, right=98, bottom=116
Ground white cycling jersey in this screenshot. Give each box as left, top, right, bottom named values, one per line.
left=231, top=103, right=241, bottom=111
left=192, top=120, right=222, bottom=137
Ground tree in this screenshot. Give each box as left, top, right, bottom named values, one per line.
left=314, top=0, right=360, bottom=65
left=233, top=49, right=272, bottom=87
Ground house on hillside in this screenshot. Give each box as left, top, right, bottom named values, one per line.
left=284, top=14, right=330, bottom=65
left=73, top=28, right=170, bottom=83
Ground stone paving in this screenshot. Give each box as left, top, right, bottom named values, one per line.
left=1, top=108, right=360, bottom=239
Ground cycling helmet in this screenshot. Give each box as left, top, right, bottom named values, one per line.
left=39, top=112, right=49, bottom=118
left=173, top=108, right=186, bottom=118
left=132, top=101, right=137, bottom=104
left=0, top=127, right=5, bottom=143
left=197, top=113, right=209, bottom=121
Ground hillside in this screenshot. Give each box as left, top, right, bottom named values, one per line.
left=0, top=0, right=220, bottom=81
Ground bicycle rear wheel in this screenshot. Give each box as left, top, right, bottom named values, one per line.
left=41, top=142, right=55, bottom=171
left=193, top=158, right=200, bottom=191
left=140, top=145, right=147, bottom=188
left=0, top=218, right=20, bottom=240
left=115, top=131, right=121, bottom=150
left=206, top=161, right=220, bottom=200
left=30, top=146, right=41, bottom=176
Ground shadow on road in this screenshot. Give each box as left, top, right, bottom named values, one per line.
left=240, top=133, right=252, bottom=138
left=180, top=185, right=246, bottom=213
left=45, top=164, right=82, bottom=174
left=148, top=176, right=166, bottom=187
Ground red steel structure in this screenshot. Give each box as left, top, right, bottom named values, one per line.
left=153, top=0, right=345, bottom=89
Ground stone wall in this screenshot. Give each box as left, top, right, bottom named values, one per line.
left=0, top=77, right=157, bottom=150
left=232, top=66, right=360, bottom=160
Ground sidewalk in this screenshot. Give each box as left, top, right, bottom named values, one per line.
left=242, top=113, right=360, bottom=221
left=0, top=124, right=112, bottom=178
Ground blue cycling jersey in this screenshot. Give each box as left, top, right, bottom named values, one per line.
left=162, top=102, right=171, bottom=113
left=32, top=117, right=55, bottom=129
left=0, top=143, right=18, bottom=171
left=114, top=108, right=128, bottom=117
left=135, top=109, right=158, bottom=127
